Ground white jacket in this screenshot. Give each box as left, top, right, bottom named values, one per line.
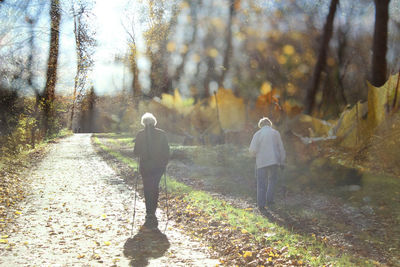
left=249, top=126, right=286, bottom=168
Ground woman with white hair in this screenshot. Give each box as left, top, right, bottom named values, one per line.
left=134, top=112, right=169, bottom=228
left=249, top=117, right=285, bottom=210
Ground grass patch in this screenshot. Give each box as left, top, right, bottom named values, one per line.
left=92, top=136, right=137, bottom=168
left=93, top=133, right=374, bottom=267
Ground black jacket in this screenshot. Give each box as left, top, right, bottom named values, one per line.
left=133, top=125, right=169, bottom=174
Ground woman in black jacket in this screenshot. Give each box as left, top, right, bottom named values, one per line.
left=134, top=112, right=169, bottom=228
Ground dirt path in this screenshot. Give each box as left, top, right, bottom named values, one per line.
left=0, top=134, right=219, bottom=266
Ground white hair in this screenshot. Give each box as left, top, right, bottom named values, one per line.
left=141, top=112, right=157, bottom=126
left=258, top=117, right=272, bottom=128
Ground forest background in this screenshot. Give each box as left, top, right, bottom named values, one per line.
left=1, top=0, right=400, bottom=264
left=1, top=0, right=399, bottom=175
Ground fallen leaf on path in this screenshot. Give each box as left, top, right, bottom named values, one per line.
left=243, top=251, right=253, bottom=258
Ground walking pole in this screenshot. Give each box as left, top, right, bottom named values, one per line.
left=131, top=166, right=139, bottom=237
left=163, top=171, right=170, bottom=233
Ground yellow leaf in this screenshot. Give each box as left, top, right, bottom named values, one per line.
left=104, top=241, right=111, bottom=246
left=0, top=239, right=8, bottom=244
left=1, top=235, right=8, bottom=238
left=243, top=251, right=252, bottom=258
left=101, top=214, right=107, bottom=219
left=15, top=211, right=21, bottom=215
left=77, top=254, right=85, bottom=259
left=241, top=229, right=248, bottom=234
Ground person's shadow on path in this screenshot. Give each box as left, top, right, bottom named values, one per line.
left=123, top=225, right=170, bottom=266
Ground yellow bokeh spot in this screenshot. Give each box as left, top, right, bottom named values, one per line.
left=192, top=53, right=201, bottom=63
left=180, top=1, right=189, bottom=9
left=211, top=18, right=225, bottom=30
left=283, top=45, right=295, bottom=56
left=208, top=48, right=219, bottom=58
left=256, top=42, right=266, bottom=52
left=287, top=83, right=297, bottom=95
left=277, top=55, right=287, bottom=65
left=260, top=82, right=272, bottom=95
left=167, top=42, right=176, bottom=52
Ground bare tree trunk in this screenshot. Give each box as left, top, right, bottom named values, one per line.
left=392, top=69, right=400, bottom=110
left=145, top=0, right=179, bottom=97
left=304, top=0, right=339, bottom=115
left=43, top=0, right=61, bottom=136
left=70, top=6, right=79, bottom=130
left=131, top=46, right=141, bottom=106
left=70, top=2, right=95, bottom=130
left=218, top=0, right=236, bottom=88
left=371, top=0, right=390, bottom=87
left=26, top=16, right=40, bottom=147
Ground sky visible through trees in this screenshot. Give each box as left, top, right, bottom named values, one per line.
left=1, top=0, right=399, bottom=96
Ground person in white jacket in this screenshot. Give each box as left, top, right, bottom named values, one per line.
left=249, top=117, right=286, bottom=210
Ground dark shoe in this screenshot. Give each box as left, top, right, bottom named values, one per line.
left=144, top=214, right=158, bottom=229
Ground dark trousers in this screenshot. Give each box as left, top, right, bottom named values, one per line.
left=141, top=167, right=164, bottom=216
left=256, top=165, right=278, bottom=208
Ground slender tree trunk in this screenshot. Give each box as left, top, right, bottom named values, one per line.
left=371, top=0, right=390, bottom=87
left=304, top=0, right=339, bottom=115
left=70, top=7, right=79, bottom=130
left=392, top=69, right=400, bottom=110
left=43, top=0, right=61, bottom=136
left=218, top=0, right=236, bottom=88
left=131, top=46, right=141, bottom=107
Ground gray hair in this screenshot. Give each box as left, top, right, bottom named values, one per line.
left=141, top=112, right=157, bottom=126
left=258, top=117, right=272, bottom=128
